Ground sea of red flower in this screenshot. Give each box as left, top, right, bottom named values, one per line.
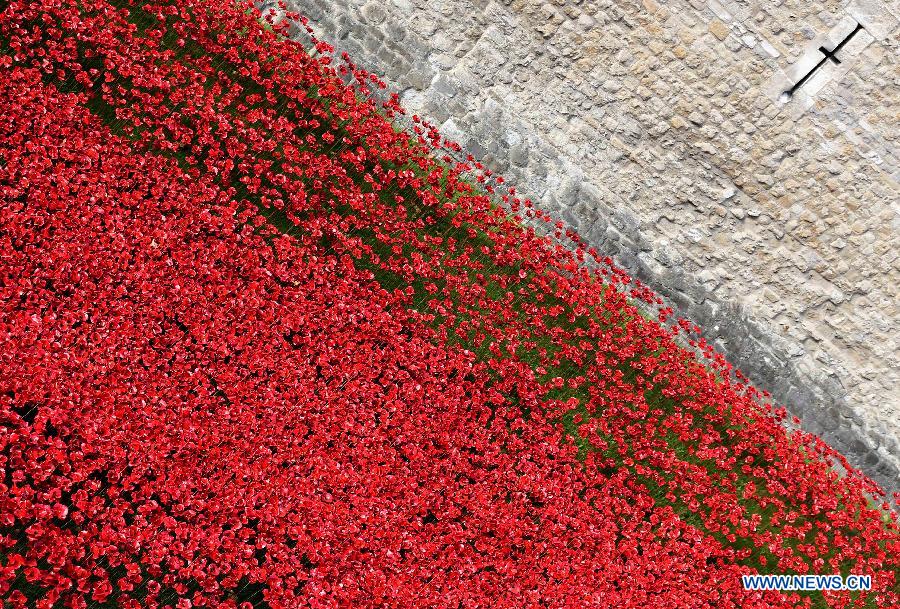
left=0, top=1, right=897, bottom=608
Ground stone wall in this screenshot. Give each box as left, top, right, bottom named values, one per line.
left=274, top=0, right=900, bottom=497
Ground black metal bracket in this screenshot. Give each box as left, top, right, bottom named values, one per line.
left=781, top=23, right=863, bottom=102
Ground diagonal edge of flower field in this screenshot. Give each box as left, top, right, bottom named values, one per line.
left=0, top=1, right=897, bottom=608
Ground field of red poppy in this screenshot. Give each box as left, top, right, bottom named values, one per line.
left=0, top=1, right=898, bottom=608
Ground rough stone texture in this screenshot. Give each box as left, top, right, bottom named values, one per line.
left=273, top=0, right=900, bottom=497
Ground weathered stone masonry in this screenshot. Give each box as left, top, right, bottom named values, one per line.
left=273, top=0, right=900, bottom=496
